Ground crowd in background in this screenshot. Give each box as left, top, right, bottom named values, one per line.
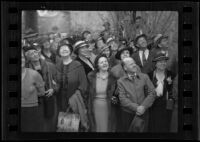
left=21, top=21, right=178, bottom=133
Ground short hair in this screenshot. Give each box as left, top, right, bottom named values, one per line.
left=94, top=54, right=108, bottom=72
left=121, top=57, right=135, bottom=68
left=57, top=43, right=73, bottom=57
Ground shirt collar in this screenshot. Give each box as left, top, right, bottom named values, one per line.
left=125, top=72, right=140, bottom=81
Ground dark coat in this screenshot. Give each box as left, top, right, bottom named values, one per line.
left=132, top=50, right=155, bottom=74
left=87, top=71, right=117, bottom=132
left=148, top=70, right=176, bottom=132
left=76, top=56, right=94, bottom=76
left=55, top=60, right=88, bottom=112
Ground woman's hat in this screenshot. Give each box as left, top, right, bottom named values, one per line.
left=73, top=40, right=89, bottom=55
left=115, top=44, right=133, bottom=60
left=153, top=51, right=169, bottom=62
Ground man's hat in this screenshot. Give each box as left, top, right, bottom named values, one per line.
left=22, top=28, right=38, bottom=39
left=115, top=44, right=133, bottom=60
left=134, top=34, right=147, bottom=44
left=73, top=40, right=89, bottom=55
left=153, top=51, right=169, bottom=62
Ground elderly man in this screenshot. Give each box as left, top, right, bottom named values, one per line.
left=117, top=57, right=156, bottom=132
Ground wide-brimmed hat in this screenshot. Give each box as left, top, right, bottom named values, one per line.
left=115, top=44, right=133, bottom=60
left=134, top=34, right=147, bottom=45
left=22, top=28, right=38, bottom=39
left=73, top=40, right=89, bottom=55
left=153, top=51, right=169, bottom=62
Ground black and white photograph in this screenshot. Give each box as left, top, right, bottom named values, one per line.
left=21, top=10, right=179, bottom=133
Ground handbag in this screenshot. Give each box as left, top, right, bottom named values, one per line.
left=57, top=107, right=81, bottom=132
left=111, top=84, right=120, bottom=105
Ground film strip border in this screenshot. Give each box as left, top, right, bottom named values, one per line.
left=182, top=3, right=198, bottom=140
left=3, top=1, right=20, bottom=140
left=2, top=1, right=198, bottom=140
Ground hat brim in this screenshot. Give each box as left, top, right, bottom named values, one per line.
left=153, top=56, right=169, bottom=62
left=115, top=47, right=133, bottom=60
left=23, top=33, right=38, bottom=39
left=74, top=44, right=89, bottom=54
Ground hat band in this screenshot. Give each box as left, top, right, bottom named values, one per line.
left=154, top=56, right=169, bottom=61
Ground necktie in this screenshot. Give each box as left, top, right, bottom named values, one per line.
left=142, top=51, right=147, bottom=66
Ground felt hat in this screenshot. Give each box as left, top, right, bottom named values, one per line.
left=134, top=34, right=147, bottom=44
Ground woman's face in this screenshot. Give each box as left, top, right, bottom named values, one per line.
left=120, top=50, right=130, bottom=60
left=25, top=49, right=40, bottom=62
left=156, top=60, right=167, bottom=71
left=102, top=48, right=110, bottom=58
left=43, top=41, right=51, bottom=49
left=59, top=45, right=71, bottom=57
left=98, top=57, right=109, bottom=72
left=78, top=46, right=91, bottom=58
left=21, top=51, right=25, bottom=68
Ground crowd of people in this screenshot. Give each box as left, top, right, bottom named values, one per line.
left=21, top=22, right=178, bottom=133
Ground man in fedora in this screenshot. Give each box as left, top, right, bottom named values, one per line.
left=132, top=34, right=155, bottom=74
left=74, top=40, right=95, bottom=76
left=117, top=57, right=156, bottom=132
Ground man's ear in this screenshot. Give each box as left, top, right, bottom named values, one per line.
left=123, top=65, right=127, bottom=72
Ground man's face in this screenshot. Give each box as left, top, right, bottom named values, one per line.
left=124, top=59, right=138, bottom=73
left=137, top=37, right=147, bottom=49
left=78, top=46, right=91, bottom=58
